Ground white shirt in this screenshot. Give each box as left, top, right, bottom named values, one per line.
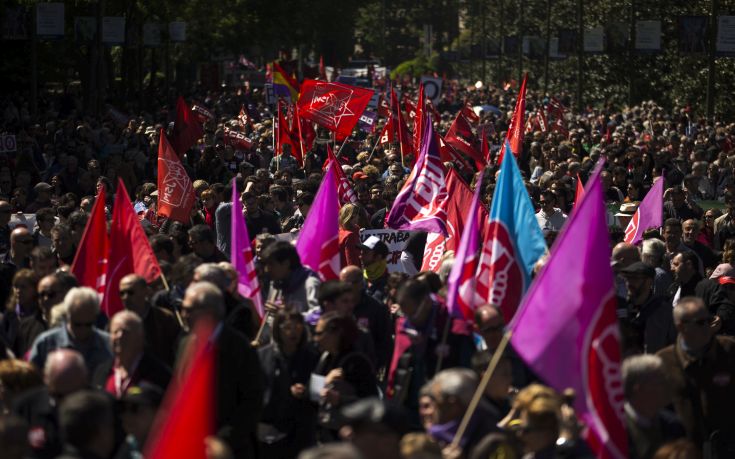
left=536, top=208, right=567, bottom=232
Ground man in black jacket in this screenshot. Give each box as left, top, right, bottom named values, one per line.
left=180, top=281, right=264, bottom=459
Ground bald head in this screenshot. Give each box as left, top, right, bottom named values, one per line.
left=474, top=305, right=504, bottom=350
left=182, top=281, right=224, bottom=330
left=10, top=227, right=32, bottom=258
left=612, top=242, right=640, bottom=271
left=119, top=274, right=148, bottom=314
left=110, top=310, right=144, bottom=360
left=339, top=265, right=364, bottom=297
left=44, top=349, right=88, bottom=397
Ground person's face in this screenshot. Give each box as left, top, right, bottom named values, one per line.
left=676, top=305, right=715, bottom=350
left=278, top=317, right=304, bottom=349
left=704, top=211, right=716, bottom=228
left=80, top=198, right=93, bottom=212
left=627, top=183, right=639, bottom=200
left=38, top=277, right=63, bottom=312
left=430, top=386, right=463, bottom=425
left=476, top=310, right=505, bottom=350
left=682, top=221, right=699, bottom=245
left=671, top=191, right=685, bottom=208
left=12, top=231, right=34, bottom=256
left=332, top=292, right=355, bottom=316
left=110, top=317, right=141, bottom=358
left=38, top=214, right=55, bottom=233
left=623, top=274, right=652, bottom=304
left=418, top=395, right=436, bottom=431
left=538, top=195, right=554, bottom=213
left=243, top=195, right=258, bottom=214
left=14, top=280, right=37, bottom=306
left=67, top=303, right=97, bottom=342
left=264, top=258, right=291, bottom=281
left=119, top=279, right=147, bottom=314
left=32, top=256, right=56, bottom=278
left=51, top=231, right=72, bottom=256
left=203, top=195, right=217, bottom=210
left=662, top=225, right=682, bottom=247
left=314, top=319, right=339, bottom=354
left=360, top=248, right=378, bottom=266
left=180, top=290, right=208, bottom=331
left=671, top=254, right=693, bottom=282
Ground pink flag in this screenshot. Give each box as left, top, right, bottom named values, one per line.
left=385, top=115, right=449, bottom=236
left=230, top=179, right=264, bottom=318
left=445, top=170, right=485, bottom=321
left=296, top=164, right=340, bottom=280
left=510, top=168, right=627, bottom=459
left=624, top=177, right=664, bottom=245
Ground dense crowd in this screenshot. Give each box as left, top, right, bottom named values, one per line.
left=0, top=78, right=734, bottom=459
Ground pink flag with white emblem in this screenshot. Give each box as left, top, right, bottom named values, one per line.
left=385, top=114, right=449, bottom=236
left=445, top=170, right=485, bottom=321
left=624, top=176, right=664, bottom=245
left=230, top=179, right=264, bottom=318
left=296, top=164, right=341, bottom=280
left=510, top=166, right=628, bottom=459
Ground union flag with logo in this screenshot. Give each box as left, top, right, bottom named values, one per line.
left=157, top=130, right=196, bottom=223
left=476, top=140, right=546, bottom=322
left=297, top=79, right=373, bottom=141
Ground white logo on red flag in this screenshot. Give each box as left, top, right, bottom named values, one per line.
left=309, top=83, right=356, bottom=129
left=160, top=159, right=192, bottom=207
left=476, top=221, right=525, bottom=322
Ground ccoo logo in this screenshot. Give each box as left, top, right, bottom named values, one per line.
left=476, top=221, right=524, bottom=322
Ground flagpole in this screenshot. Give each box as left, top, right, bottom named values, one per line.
left=450, top=331, right=512, bottom=449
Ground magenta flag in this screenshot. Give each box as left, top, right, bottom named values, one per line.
left=385, top=114, right=449, bottom=236
left=230, top=179, right=264, bottom=318
left=445, top=170, right=485, bottom=321
left=510, top=170, right=628, bottom=459
left=296, top=164, right=340, bottom=280
left=624, top=176, right=664, bottom=244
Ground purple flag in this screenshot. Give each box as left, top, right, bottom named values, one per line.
left=230, top=179, right=264, bottom=318
left=445, top=170, right=485, bottom=321
left=385, top=115, right=449, bottom=236
left=624, top=176, right=664, bottom=244
left=509, top=169, right=627, bottom=459
left=296, top=164, right=340, bottom=280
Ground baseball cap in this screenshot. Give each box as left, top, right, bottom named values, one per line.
left=358, top=235, right=389, bottom=256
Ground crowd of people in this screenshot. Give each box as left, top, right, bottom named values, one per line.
left=0, top=76, right=734, bottom=459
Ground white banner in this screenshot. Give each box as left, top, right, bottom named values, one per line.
left=717, top=16, right=735, bottom=54
left=36, top=3, right=64, bottom=37
left=102, top=16, right=125, bottom=44
left=635, top=20, right=661, bottom=51
left=360, top=229, right=414, bottom=273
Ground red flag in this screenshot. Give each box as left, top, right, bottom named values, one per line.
left=157, top=131, right=196, bottom=224
left=536, top=107, right=548, bottom=132
left=237, top=105, right=252, bottom=129
left=421, top=169, right=488, bottom=272
left=377, top=94, right=391, bottom=118
left=319, top=55, right=327, bottom=80
left=295, top=105, right=316, bottom=156
left=145, top=320, right=215, bottom=459
left=328, top=146, right=358, bottom=205
left=574, top=174, right=585, bottom=210
left=71, top=189, right=108, bottom=296
left=104, top=179, right=162, bottom=317
left=223, top=128, right=254, bottom=151
left=297, top=79, right=373, bottom=141
left=171, top=97, right=204, bottom=156
left=461, top=103, right=480, bottom=125
left=390, top=89, right=413, bottom=165
left=191, top=104, right=214, bottom=125
left=413, top=85, right=425, bottom=160
left=403, top=97, right=417, bottom=121
left=438, top=135, right=474, bottom=172
left=277, top=100, right=296, bottom=157
left=497, top=74, right=528, bottom=164
left=445, top=111, right=484, bottom=168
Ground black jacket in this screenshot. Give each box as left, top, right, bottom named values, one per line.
left=91, top=352, right=172, bottom=393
